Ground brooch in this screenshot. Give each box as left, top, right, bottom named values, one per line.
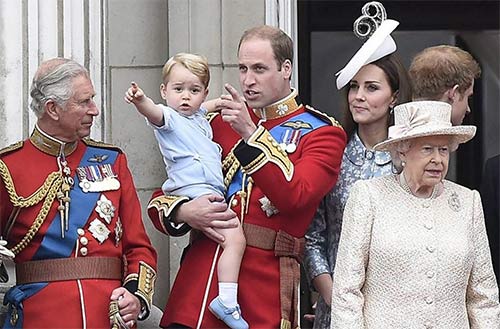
left=448, top=191, right=461, bottom=212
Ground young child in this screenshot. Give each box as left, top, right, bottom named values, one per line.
left=125, top=53, right=248, bottom=329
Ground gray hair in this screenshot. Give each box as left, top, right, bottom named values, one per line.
left=30, top=58, right=89, bottom=117
left=390, top=136, right=460, bottom=172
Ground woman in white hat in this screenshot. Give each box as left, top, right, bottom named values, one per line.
left=304, top=3, right=411, bottom=327
left=330, top=100, right=500, bottom=328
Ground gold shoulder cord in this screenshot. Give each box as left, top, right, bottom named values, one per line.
left=0, top=159, right=63, bottom=255
left=222, top=145, right=254, bottom=221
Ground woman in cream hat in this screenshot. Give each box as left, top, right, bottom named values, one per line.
left=304, top=2, right=411, bottom=327
left=330, top=100, right=500, bottom=328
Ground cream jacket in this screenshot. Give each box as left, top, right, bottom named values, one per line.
left=331, top=175, right=500, bottom=329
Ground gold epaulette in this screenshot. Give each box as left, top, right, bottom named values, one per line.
left=82, top=138, right=123, bottom=153
left=0, top=141, right=23, bottom=157
left=305, top=105, right=343, bottom=128
left=206, top=111, right=220, bottom=123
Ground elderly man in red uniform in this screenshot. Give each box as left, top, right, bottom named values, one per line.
left=0, top=58, right=157, bottom=328
left=148, top=25, right=346, bottom=328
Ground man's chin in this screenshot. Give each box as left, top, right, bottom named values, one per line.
left=245, top=100, right=264, bottom=110
left=79, top=129, right=92, bottom=139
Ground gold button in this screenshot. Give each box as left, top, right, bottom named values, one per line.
left=231, top=199, right=238, bottom=207
left=80, top=237, right=88, bottom=246
left=80, top=247, right=88, bottom=256
left=77, top=228, right=85, bottom=236
left=267, top=136, right=273, bottom=141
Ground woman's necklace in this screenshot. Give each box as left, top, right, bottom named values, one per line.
left=398, top=173, right=439, bottom=199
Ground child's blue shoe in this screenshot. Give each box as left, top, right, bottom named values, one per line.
left=208, top=296, right=249, bottom=329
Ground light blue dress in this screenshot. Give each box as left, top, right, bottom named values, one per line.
left=151, top=104, right=224, bottom=199
left=303, top=131, right=395, bottom=328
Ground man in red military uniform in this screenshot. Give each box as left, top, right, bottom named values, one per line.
left=0, top=58, right=157, bottom=328
left=148, top=25, right=346, bottom=328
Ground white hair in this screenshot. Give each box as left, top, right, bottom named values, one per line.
left=30, top=59, right=89, bottom=117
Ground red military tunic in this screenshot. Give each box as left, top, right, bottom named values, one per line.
left=148, top=90, right=346, bottom=328
left=0, top=126, right=157, bottom=328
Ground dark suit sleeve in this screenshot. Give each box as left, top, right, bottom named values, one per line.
left=480, top=155, right=500, bottom=283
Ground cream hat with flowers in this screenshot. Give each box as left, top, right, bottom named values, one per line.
left=336, top=2, right=399, bottom=90
left=374, top=101, right=476, bottom=151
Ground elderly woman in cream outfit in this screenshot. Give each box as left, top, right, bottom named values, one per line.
left=331, top=100, right=500, bottom=328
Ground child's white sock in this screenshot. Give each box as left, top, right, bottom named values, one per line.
left=218, top=282, right=238, bottom=308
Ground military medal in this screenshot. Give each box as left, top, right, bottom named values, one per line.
left=279, top=130, right=291, bottom=151
left=115, top=218, right=123, bottom=247
left=259, top=196, right=279, bottom=217
left=286, top=143, right=297, bottom=154
left=286, top=130, right=301, bottom=154
left=89, top=218, right=111, bottom=244
left=95, top=195, right=116, bottom=224
left=77, top=164, right=120, bottom=193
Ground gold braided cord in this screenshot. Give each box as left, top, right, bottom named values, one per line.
left=0, top=160, right=61, bottom=207
left=222, top=147, right=238, bottom=171
left=10, top=179, right=61, bottom=255
left=222, top=144, right=242, bottom=189
left=0, top=159, right=63, bottom=255
left=224, top=158, right=241, bottom=189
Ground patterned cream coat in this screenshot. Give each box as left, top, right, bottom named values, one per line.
left=331, top=175, right=500, bottom=329
left=304, top=132, right=394, bottom=329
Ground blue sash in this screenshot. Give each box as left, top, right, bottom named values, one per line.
left=226, top=112, right=327, bottom=199
left=3, top=146, right=119, bottom=329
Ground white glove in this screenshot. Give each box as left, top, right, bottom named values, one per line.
left=0, top=240, right=15, bottom=261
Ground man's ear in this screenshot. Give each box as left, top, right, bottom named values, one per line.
left=446, top=84, right=460, bottom=102
left=281, top=59, right=292, bottom=80
left=45, top=100, right=60, bottom=120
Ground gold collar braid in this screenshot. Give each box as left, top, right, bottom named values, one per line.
left=30, top=124, right=78, bottom=157
left=253, top=89, right=302, bottom=120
